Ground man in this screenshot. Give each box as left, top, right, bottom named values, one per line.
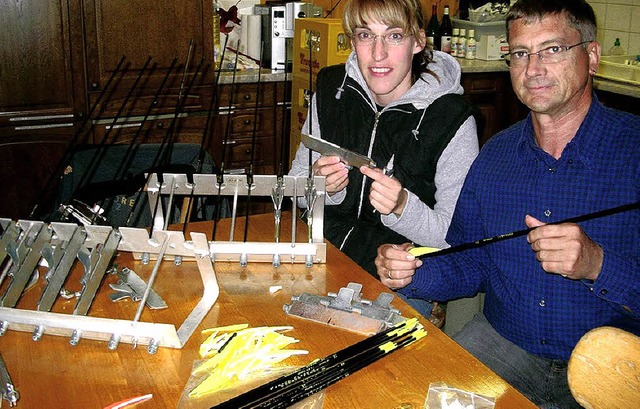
left=288, top=0, right=479, bottom=318
left=375, top=0, right=640, bottom=407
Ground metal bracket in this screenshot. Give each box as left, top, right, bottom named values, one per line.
left=283, top=282, right=405, bottom=336
left=0, top=173, right=328, bottom=352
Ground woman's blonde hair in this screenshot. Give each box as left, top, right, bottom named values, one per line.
left=343, top=0, right=435, bottom=82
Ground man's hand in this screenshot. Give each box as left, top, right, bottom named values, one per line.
left=360, top=166, right=407, bottom=216
left=312, top=156, right=349, bottom=195
left=525, top=215, right=603, bottom=280
left=375, top=243, right=423, bottom=289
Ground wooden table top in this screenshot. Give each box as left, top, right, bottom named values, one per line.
left=0, top=212, right=535, bottom=408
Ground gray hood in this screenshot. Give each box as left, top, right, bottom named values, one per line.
left=342, top=50, right=464, bottom=111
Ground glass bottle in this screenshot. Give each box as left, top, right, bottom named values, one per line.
left=451, top=28, right=460, bottom=57
left=457, top=28, right=467, bottom=58
left=439, top=5, right=453, bottom=53
left=609, top=38, right=625, bottom=56
left=427, top=4, right=440, bottom=50
left=465, top=29, right=476, bottom=60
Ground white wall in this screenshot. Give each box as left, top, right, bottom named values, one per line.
left=588, top=0, right=640, bottom=55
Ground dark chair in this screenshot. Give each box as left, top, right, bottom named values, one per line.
left=53, top=143, right=229, bottom=227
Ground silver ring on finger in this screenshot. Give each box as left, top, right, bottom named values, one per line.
left=387, top=269, right=392, bottom=279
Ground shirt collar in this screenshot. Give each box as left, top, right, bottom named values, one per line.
left=516, top=94, right=604, bottom=168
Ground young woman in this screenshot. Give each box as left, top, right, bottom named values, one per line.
left=289, top=0, right=479, bottom=317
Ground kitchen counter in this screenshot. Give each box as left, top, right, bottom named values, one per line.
left=593, top=77, right=640, bottom=99
left=458, top=58, right=510, bottom=73
left=224, top=60, right=638, bottom=100
left=217, top=69, right=288, bottom=84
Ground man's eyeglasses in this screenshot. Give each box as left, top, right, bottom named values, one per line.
left=352, top=30, right=411, bottom=47
left=505, top=41, right=592, bottom=68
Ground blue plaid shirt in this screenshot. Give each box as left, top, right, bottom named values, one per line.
left=402, top=96, right=640, bottom=360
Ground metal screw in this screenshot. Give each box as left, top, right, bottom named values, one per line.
left=69, top=329, right=81, bottom=346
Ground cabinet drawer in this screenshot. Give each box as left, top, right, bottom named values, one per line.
left=223, top=136, right=275, bottom=167
left=221, top=108, right=275, bottom=137
left=89, top=79, right=283, bottom=117
left=95, top=92, right=208, bottom=117
left=91, top=115, right=212, bottom=147
left=461, top=73, right=506, bottom=94
left=216, top=82, right=281, bottom=109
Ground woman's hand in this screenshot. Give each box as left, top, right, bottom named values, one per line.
left=312, top=156, right=349, bottom=195
left=360, top=166, right=407, bottom=216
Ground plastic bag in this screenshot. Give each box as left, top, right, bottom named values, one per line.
left=425, top=382, right=496, bottom=409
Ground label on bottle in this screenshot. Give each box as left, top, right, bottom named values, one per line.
left=441, top=37, right=452, bottom=53
left=451, top=36, right=459, bottom=56
left=457, top=38, right=466, bottom=58
left=465, top=42, right=476, bottom=60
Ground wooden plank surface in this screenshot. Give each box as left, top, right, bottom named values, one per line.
left=0, top=212, right=535, bottom=408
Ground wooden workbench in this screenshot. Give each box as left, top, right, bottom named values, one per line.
left=0, top=212, right=535, bottom=408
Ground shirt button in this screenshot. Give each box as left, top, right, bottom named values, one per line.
left=539, top=300, right=546, bottom=307
left=541, top=339, right=547, bottom=345
left=548, top=167, right=556, bottom=173
left=544, top=209, right=552, bottom=217
left=568, top=159, right=574, bottom=165
left=600, top=289, right=608, bottom=295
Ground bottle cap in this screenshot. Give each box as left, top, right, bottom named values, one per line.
left=468, top=29, right=475, bottom=38
left=460, top=28, right=466, bottom=36
left=453, top=28, right=460, bottom=35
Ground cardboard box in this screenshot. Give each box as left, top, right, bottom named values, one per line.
left=452, top=18, right=506, bottom=39
left=293, top=18, right=351, bottom=80
left=476, top=35, right=509, bottom=61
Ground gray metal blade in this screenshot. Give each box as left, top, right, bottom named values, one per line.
left=37, top=226, right=87, bottom=312
left=0, top=220, right=20, bottom=266
left=301, top=133, right=376, bottom=168
left=73, top=229, right=121, bottom=316
left=118, top=268, right=168, bottom=309
left=1, top=222, right=52, bottom=307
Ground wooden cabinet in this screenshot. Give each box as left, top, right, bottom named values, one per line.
left=210, top=81, right=289, bottom=174
left=596, top=89, right=640, bottom=116
left=82, top=0, right=214, bottom=96
left=461, top=71, right=527, bottom=146
left=0, top=0, right=83, bottom=219
left=0, top=0, right=85, bottom=126
left=0, top=0, right=294, bottom=219
left=0, top=129, right=73, bottom=220
left=90, top=80, right=290, bottom=176
left=210, top=81, right=290, bottom=214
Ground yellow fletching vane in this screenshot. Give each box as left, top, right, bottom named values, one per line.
left=201, top=323, right=249, bottom=334
left=408, top=246, right=440, bottom=257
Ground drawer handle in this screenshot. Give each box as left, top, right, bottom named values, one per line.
left=106, top=123, right=142, bottom=130
left=243, top=94, right=251, bottom=101
left=223, top=140, right=237, bottom=145
left=244, top=119, right=251, bottom=126
left=14, top=123, right=74, bottom=131
left=10, top=113, right=75, bottom=122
